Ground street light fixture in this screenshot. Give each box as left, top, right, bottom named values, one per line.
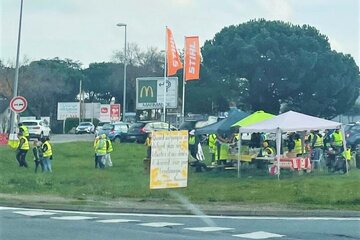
left=116, top=23, right=127, bottom=121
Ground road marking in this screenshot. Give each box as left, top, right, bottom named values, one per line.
left=51, top=216, right=97, bottom=220
left=96, top=219, right=140, bottom=223
left=139, top=222, right=184, bottom=228
left=1, top=206, right=359, bottom=221
left=14, top=211, right=56, bottom=217
left=185, top=227, right=234, bottom=232
left=233, top=231, right=285, bottom=239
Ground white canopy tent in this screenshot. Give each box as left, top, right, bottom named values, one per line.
left=237, top=111, right=347, bottom=179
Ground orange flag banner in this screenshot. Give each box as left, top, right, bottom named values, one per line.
left=184, top=36, right=200, bottom=81
left=166, top=27, right=183, bottom=76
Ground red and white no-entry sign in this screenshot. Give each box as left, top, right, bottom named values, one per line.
left=10, top=96, right=28, bottom=113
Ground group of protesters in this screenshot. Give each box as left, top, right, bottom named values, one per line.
left=15, top=123, right=53, bottom=173
left=203, top=128, right=352, bottom=173
left=93, top=134, right=113, bottom=169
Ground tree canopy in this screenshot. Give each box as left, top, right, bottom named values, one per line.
left=201, top=19, right=360, bottom=118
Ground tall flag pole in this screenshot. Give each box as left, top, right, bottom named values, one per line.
left=163, top=26, right=168, bottom=122
left=165, top=27, right=183, bottom=122
left=182, top=36, right=200, bottom=118
left=181, top=36, right=186, bottom=119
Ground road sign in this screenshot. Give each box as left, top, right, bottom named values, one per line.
left=110, top=104, right=121, bottom=121
left=57, top=102, right=80, bottom=120
left=10, top=96, right=27, bottom=113
left=136, top=77, right=178, bottom=110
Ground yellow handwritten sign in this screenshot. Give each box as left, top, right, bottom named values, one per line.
left=150, top=130, right=188, bottom=189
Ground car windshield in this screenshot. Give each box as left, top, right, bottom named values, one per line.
left=129, top=123, right=145, bottom=130
left=79, top=122, right=92, bottom=126
left=21, top=122, right=38, bottom=126
left=102, top=124, right=114, bottom=130
left=98, top=122, right=109, bottom=127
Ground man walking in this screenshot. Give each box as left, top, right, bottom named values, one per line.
left=16, top=132, right=29, bottom=167
left=41, top=137, right=53, bottom=173
left=95, top=134, right=107, bottom=169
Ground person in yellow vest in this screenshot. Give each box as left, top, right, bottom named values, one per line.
left=144, top=132, right=152, bottom=159
left=311, top=130, right=324, bottom=168
left=208, top=133, right=217, bottom=162
left=105, top=137, right=113, bottom=167
left=216, top=133, right=229, bottom=165
left=188, top=130, right=198, bottom=160
left=18, top=123, right=29, bottom=140
left=16, top=131, right=29, bottom=167
left=188, top=130, right=208, bottom=172
left=261, top=140, right=275, bottom=157
left=95, top=134, right=107, bottom=169
left=41, top=137, right=53, bottom=173
left=93, top=136, right=100, bottom=168
left=293, top=134, right=303, bottom=157
left=331, top=129, right=343, bottom=151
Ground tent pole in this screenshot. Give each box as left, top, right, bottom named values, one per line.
left=340, top=125, right=349, bottom=175
left=237, top=128, right=241, bottom=178
left=276, top=128, right=281, bottom=180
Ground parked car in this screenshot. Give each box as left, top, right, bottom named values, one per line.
left=95, top=121, right=110, bottom=136
left=75, top=122, right=95, bottom=134
left=179, top=116, right=218, bottom=131
left=21, top=120, right=51, bottom=140
left=98, top=122, right=130, bottom=142
left=126, top=121, right=177, bottom=143
left=345, top=123, right=360, bottom=149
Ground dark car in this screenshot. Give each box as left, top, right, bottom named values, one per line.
left=126, top=121, right=177, bottom=143
left=98, top=122, right=130, bottom=142
left=345, top=123, right=360, bottom=149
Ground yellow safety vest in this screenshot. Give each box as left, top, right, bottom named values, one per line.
left=189, top=136, right=196, bottom=145
left=20, top=125, right=29, bottom=137
left=209, top=134, right=216, bottom=149
left=332, top=132, right=343, bottom=147
left=342, top=149, right=351, bottom=161
left=314, top=135, right=324, bottom=147
left=42, top=141, right=52, bottom=157
left=96, top=139, right=107, bottom=155
left=264, top=147, right=274, bottom=156
left=106, top=140, right=113, bottom=153
left=145, top=137, right=151, bottom=147
left=294, top=139, right=302, bottom=154
left=219, top=143, right=229, bottom=160
left=19, top=136, right=29, bottom=150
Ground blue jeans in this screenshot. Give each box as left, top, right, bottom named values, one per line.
left=42, top=157, right=52, bottom=172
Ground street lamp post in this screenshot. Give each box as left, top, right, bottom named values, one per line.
left=10, top=0, right=24, bottom=134
left=116, top=23, right=127, bottom=121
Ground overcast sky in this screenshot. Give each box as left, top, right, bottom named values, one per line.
left=1, top=0, right=359, bottom=67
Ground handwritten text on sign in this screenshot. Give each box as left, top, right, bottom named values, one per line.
left=150, top=131, right=188, bottom=189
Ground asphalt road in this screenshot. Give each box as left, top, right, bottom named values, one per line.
left=50, top=134, right=95, bottom=143
left=1, top=207, right=359, bottom=240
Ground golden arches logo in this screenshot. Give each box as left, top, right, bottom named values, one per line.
left=140, top=86, right=154, bottom=98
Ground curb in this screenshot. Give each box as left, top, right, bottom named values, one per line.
left=1, top=200, right=359, bottom=218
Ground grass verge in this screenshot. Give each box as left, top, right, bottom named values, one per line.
left=0, top=142, right=359, bottom=211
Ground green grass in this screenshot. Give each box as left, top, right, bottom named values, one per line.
left=0, top=142, right=359, bottom=210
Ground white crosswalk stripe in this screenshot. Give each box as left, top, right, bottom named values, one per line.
left=185, top=227, right=234, bottom=232
left=51, top=216, right=97, bottom=220
left=14, top=211, right=56, bottom=217
left=97, top=219, right=140, bottom=223
left=138, top=222, right=184, bottom=228
left=233, top=231, right=285, bottom=239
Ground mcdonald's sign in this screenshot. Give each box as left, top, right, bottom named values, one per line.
left=136, top=77, right=178, bottom=110
left=140, top=86, right=154, bottom=98
left=138, top=80, right=157, bottom=103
